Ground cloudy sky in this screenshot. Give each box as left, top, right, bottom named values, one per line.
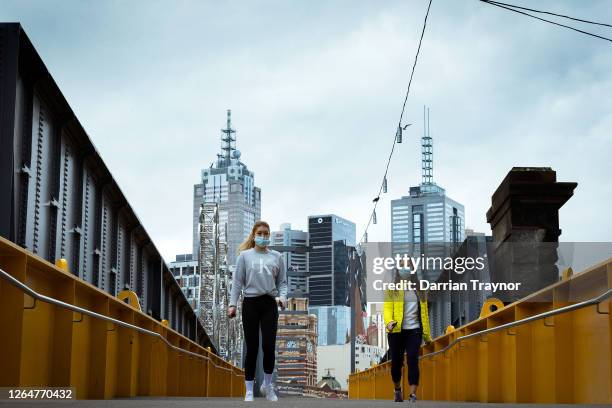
left=3, top=0, right=611, bottom=261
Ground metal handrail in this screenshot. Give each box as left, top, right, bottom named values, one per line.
left=0, top=267, right=243, bottom=375
left=419, top=288, right=612, bottom=360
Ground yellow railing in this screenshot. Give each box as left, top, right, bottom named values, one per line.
left=0, top=237, right=244, bottom=399
left=349, top=258, right=612, bottom=404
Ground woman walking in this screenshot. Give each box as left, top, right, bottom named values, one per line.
left=384, top=260, right=432, bottom=403
left=228, top=220, right=287, bottom=402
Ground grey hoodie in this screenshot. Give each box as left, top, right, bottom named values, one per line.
left=229, top=247, right=288, bottom=307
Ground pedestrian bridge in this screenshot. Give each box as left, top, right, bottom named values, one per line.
left=1, top=21, right=611, bottom=407
left=1, top=236, right=610, bottom=405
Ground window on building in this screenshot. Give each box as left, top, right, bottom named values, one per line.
left=413, top=213, right=423, bottom=244
left=450, top=207, right=462, bottom=244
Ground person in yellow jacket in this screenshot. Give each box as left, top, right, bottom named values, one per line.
left=384, top=260, right=431, bottom=403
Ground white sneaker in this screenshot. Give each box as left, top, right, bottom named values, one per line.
left=265, top=384, right=278, bottom=402
left=244, top=390, right=254, bottom=401
left=259, top=383, right=267, bottom=398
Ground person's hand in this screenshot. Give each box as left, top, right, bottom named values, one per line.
left=386, top=321, right=397, bottom=332
left=227, top=306, right=236, bottom=318
left=276, top=297, right=285, bottom=310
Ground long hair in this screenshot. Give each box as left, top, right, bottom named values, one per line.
left=237, top=220, right=270, bottom=254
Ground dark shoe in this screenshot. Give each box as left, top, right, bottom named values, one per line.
left=409, top=393, right=417, bottom=403
left=394, top=389, right=403, bottom=402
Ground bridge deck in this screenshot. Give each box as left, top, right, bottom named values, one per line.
left=2, top=398, right=610, bottom=407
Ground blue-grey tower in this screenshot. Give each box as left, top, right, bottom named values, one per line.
left=192, top=110, right=262, bottom=266
left=390, top=107, right=465, bottom=275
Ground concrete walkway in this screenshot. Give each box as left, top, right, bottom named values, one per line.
left=1, top=397, right=610, bottom=407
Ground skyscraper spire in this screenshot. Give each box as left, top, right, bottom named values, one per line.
left=220, top=109, right=236, bottom=167
left=421, top=106, right=433, bottom=186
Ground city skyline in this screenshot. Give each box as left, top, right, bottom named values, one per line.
left=2, top=0, right=610, bottom=261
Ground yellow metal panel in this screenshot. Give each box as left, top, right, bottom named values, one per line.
left=89, top=295, right=110, bottom=398
left=166, top=333, right=180, bottom=396
left=104, top=309, right=119, bottom=398
left=149, top=328, right=168, bottom=396
left=433, top=339, right=450, bottom=401
left=21, top=261, right=57, bottom=387
left=346, top=258, right=608, bottom=403
left=514, top=311, right=533, bottom=403
left=129, top=317, right=140, bottom=396
left=529, top=304, right=556, bottom=403
left=419, top=345, right=434, bottom=400
left=177, top=340, right=189, bottom=396
left=0, top=247, right=27, bottom=387
left=573, top=305, right=610, bottom=403
left=50, top=279, right=75, bottom=388
left=462, top=336, right=479, bottom=401
left=115, top=311, right=137, bottom=397
left=553, top=285, right=575, bottom=404
left=0, top=237, right=243, bottom=399
left=499, top=316, right=518, bottom=403
left=70, top=286, right=93, bottom=399
left=485, top=322, right=502, bottom=402
left=136, top=319, right=155, bottom=396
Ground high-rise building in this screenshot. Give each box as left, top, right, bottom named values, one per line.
left=428, top=233, right=492, bottom=338
left=391, top=186, right=465, bottom=275
left=308, top=305, right=351, bottom=346
left=391, top=107, right=465, bottom=282
left=271, top=223, right=309, bottom=297
left=367, top=302, right=388, bottom=352
left=354, top=342, right=384, bottom=372
left=192, top=110, right=261, bottom=266
left=307, top=214, right=356, bottom=306
left=174, top=110, right=254, bottom=361
left=169, top=254, right=200, bottom=311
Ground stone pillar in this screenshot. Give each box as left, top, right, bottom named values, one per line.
left=486, top=167, right=577, bottom=301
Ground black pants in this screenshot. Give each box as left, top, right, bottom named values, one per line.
left=242, top=295, right=278, bottom=381
left=388, top=328, right=422, bottom=386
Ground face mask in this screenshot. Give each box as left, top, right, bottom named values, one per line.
left=398, top=268, right=412, bottom=279
left=254, top=236, right=270, bottom=248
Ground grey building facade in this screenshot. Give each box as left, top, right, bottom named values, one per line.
left=427, top=233, right=492, bottom=338
left=169, top=254, right=200, bottom=312
left=308, top=305, right=351, bottom=345
left=391, top=184, right=464, bottom=242
left=391, top=186, right=465, bottom=280
left=271, top=223, right=309, bottom=297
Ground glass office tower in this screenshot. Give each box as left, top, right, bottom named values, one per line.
left=307, top=214, right=356, bottom=306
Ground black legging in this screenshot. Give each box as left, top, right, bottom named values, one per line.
left=388, top=328, right=422, bottom=385
left=242, top=295, right=279, bottom=381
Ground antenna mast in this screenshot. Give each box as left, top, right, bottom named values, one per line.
left=421, top=106, right=433, bottom=186
left=220, top=109, right=236, bottom=167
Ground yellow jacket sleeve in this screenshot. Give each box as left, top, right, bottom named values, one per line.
left=383, top=290, right=395, bottom=330
left=420, top=300, right=432, bottom=343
